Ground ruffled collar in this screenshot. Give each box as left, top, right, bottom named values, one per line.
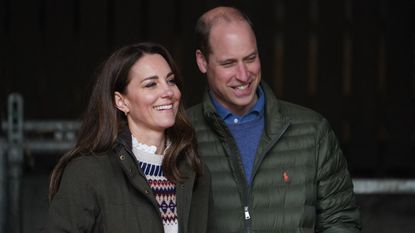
left=131, top=135, right=171, bottom=155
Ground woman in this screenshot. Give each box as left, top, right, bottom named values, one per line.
left=46, top=42, right=212, bottom=233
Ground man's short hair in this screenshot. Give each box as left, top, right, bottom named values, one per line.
left=195, top=6, right=254, bottom=58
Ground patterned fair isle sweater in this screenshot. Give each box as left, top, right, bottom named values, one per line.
left=132, top=137, right=178, bottom=233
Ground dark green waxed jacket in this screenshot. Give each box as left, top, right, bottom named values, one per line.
left=187, top=82, right=361, bottom=233
left=46, top=130, right=212, bottom=233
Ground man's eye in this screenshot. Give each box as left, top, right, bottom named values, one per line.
left=246, top=56, right=256, bottom=62
left=221, top=62, right=234, bottom=67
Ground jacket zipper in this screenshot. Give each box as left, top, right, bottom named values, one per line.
left=245, top=122, right=290, bottom=233
left=206, top=102, right=291, bottom=233
left=244, top=206, right=251, bottom=220
left=212, top=113, right=267, bottom=233
left=222, top=144, right=252, bottom=233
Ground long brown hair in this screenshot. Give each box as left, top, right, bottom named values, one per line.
left=49, top=42, right=202, bottom=201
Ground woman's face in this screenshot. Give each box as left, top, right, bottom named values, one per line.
left=115, top=54, right=181, bottom=135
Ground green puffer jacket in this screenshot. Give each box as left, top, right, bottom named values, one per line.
left=46, top=129, right=212, bottom=233
left=187, top=83, right=361, bottom=233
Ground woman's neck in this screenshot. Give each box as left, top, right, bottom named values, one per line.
left=130, top=128, right=166, bottom=154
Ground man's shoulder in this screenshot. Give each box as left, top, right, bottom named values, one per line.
left=261, top=82, right=324, bottom=123
left=270, top=97, right=325, bottom=124
left=187, top=103, right=204, bottom=121
left=187, top=103, right=203, bottom=114
left=279, top=100, right=321, bottom=117
left=186, top=103, right=213, bottom=135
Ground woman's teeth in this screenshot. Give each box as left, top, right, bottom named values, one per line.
left=154, top=104, right=173, bottom=110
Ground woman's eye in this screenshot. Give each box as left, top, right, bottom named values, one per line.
left=167, top=78, right=177, bottom=85
left=144, top=82, right=156, bottom=88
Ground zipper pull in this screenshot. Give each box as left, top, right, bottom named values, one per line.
left=244, top=206, right=251, bottom=220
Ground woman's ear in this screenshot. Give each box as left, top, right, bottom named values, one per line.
left=114, top=91, right=129, bottom=115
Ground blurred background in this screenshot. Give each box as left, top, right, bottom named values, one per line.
left=0, top=0, right=414, bottom=232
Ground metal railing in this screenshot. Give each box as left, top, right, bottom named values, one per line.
left=353, top=179, right=415, bottom=194
left=0, top=93, right=414, bottom=233
left=0, top=93, right=79, bottom=233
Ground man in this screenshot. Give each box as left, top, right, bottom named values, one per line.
left=187, top=6, right=361, bottom=233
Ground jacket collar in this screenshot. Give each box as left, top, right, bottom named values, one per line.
left=114, top=127, right=196, bottom=232
left=115, top=126, right=133, bottom=152
left=260, top=81, right=290, bottom=138
left=202, top=81, right=290, bottom=133
left=114, top=127, right=196, bottom=179
left=201, top=81, right=291, bottom=182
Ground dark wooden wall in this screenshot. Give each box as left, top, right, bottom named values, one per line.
left=1, top=0, right=414, bottom=177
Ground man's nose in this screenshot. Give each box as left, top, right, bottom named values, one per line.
left=236, top=63, right=249, bottom=82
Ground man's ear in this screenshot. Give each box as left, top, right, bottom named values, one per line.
left=196, top=49, right=208, bottom=74
left=114, top=91, right=129, bottom=114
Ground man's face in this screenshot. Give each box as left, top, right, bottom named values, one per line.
left=196, top=20, right=261, bottom=116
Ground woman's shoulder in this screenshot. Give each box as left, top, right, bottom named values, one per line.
left=62, top=152, right=115, bottom=179
left=70, top=151, right=112, bottom=165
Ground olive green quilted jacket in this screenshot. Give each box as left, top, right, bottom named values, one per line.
left=187, top=82, right=361, bottom=233
left=46, top=130, right=212, bottom=233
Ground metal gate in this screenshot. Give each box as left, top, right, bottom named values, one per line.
left=0, top=93, right=79, bottom=233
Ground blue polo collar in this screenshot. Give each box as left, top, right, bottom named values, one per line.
left=209, top=84, right=265, bottom=125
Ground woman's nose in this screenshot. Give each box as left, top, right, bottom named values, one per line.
left=161, top=83, right=174, bottom=98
